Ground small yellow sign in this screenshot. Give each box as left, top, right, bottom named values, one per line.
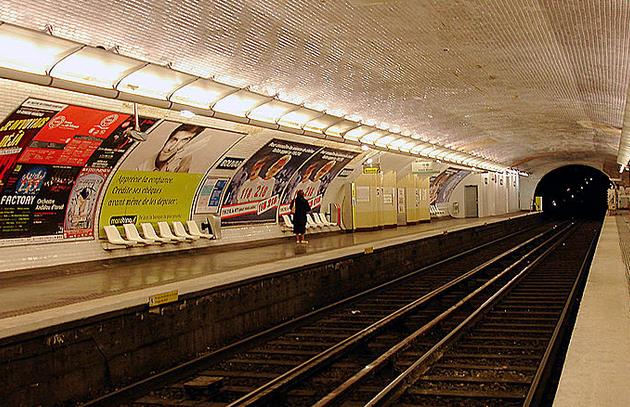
left=363, top=167, right=379, bottom=175
left=364, top=246, right=374, bottom=254
left=148, top=290, right=179, bottom=307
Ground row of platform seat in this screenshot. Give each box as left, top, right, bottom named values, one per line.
left=282, top=212, right=337, bottom=231
left=103, top=221, right=213, bottom=249
left=430, top=204, right=448, bottom=217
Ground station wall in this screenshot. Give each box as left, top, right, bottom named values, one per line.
left=0, top=78, right=522, bottom=272
left=446, top=171, right=519, bottom=218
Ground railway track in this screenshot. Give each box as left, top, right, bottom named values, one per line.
left=86, top=220, right=591, bottom=406
left=361, top=220, right=600, bottom=407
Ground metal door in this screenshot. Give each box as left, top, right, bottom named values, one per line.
left=464, top=185, right=479, bottom=217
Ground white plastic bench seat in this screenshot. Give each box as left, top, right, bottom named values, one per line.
left=123, top=223, right=156, bottom=245
left=282, top=214, right=293, bottom=229
left=306, top=213, right=321, bottom=228
left=186, top=220, right=213, bottom=239
left=316, top=213, right=334, bottom=226
left=104, top=225, right=137, bottom=247
left=141, top=223, right=172, bottom=243
left=173, top=221, right=199, bottom=240
left=306, top=214, right=319, bottom=229
left=429, top=205, right=437, bottom=216
left=158, top=221, right=186, bottom=242
left=436, top=205, right=447, bottom=216
left=308, top=212, right=326, bottom=228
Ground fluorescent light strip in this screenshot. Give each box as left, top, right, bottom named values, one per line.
left=344, top=126, right=372, bottom=141
left=50, top=46, right=144, bottom=89
left=248, top=100, right=297, bottom=123
left=278, top=108, right=322, bottom=129
left=387, top=138, right=407, bottom=150
left=213, top=90, right=270, bottom=117
left=170, top=78, right=236, bottom=109
left=303, top=114, right=344, bottom=133
left=375, top=135, right=399, bottom=148
left=0, top=24, right=79, bottom=75
left=399, top=142, right=417, bottom=153
left=360, top=130, right=388, bottom=144
left=326, top=120, right=360, bottom=138
left=117, top=64, right=195, bottom=100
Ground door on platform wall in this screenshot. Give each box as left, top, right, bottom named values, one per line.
left=464, top=185, right=479, bottom=217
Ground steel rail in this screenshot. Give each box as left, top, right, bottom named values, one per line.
left=523, top=223, right=600, bottom=406
left=313, top=221, right=573, bottom=407
left=365, top=223, right=576, bottom=406
left=83, top=222, right=548, bottom=406
left=226, top=225, right=564, bottom=406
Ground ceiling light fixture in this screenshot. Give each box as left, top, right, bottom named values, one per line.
left=50, top=46, right=144, bottom=89
left=0, top=21, right=513, bottom=174
left=117, top=64, right=195, bottom=100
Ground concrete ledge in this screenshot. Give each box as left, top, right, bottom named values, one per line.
left=554, top=216, right=630, bottom=406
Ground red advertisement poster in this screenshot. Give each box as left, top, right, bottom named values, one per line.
left=0, top=99, right=65, bottom=190
left=18, top=105, right=130, bottom=167
left=0, top=98, right=155, bottom=243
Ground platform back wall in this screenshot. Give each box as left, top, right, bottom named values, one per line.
left=0, top=79, right=364, bottom=272
left=449, top=172, right=520, bottom=218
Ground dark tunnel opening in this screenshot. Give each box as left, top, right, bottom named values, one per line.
left=534, top=165, right=609, bottom=220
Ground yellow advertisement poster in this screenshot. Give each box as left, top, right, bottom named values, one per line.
left=98, top=170, right=202, bottom=236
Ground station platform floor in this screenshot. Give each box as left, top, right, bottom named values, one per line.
left=554, top=215, right=630, bottom=406
left=0, top=213, right=529, bottom=339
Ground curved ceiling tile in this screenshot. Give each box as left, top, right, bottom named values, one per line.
left=1, top=0, right=629, bottom=170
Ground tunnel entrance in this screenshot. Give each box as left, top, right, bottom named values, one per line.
left=534, top=165, right=609, bottom=220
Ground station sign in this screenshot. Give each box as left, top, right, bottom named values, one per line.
left=362, top=166, right=380, bottom=175
left=412, top=160, right=437, bottom=174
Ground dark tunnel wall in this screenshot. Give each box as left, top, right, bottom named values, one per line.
left=534, top=165, right=609, bottom=219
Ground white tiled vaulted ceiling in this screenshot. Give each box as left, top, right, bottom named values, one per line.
left=2, top=0, right=630, bottom=173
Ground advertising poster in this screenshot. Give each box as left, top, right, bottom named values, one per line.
left=120, top=121, right=242, bottom=174
left=99, top=171, right=202, bottom=236
left=0, top=99, right=64, bottom=187
left=64, top=117, right=157, bottom=239
left=0, top=163, right=80, bottom=239
left=85, top=117, right=157, bottom=170
left=18, top=105, right=129, bottom=167
left=429, top=167, right=471, bottom=205
left=0, top=98, right=157, bottom=243
left=98, top=122, right=241, bottom=234
left=195, top=177, right=229, bottom=214
left=278, top=147, right=358, bottom=215
left=221, top=139, right=319, bottom=224
left=63, top=167, right=108, bottom=238
left=397, top=187, right=406, bottom=214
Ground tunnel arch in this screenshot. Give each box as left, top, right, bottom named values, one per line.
left=533, top=164, right=610, bottom=219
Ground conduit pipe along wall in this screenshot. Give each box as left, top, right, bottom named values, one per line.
left=0, top=21, right=514, bottom=173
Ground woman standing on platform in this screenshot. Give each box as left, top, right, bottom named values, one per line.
left=291, top=189, right=311, bottom=244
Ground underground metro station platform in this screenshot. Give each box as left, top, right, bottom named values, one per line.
left=0, top=1, right=629, bottom=406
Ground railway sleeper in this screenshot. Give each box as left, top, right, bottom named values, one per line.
left=401, top=391, right=524, bottom=407
left=408, top=380, right=529, bottom=398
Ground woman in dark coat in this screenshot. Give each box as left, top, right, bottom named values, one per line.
left=291, top=189, right=311, bottom=244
